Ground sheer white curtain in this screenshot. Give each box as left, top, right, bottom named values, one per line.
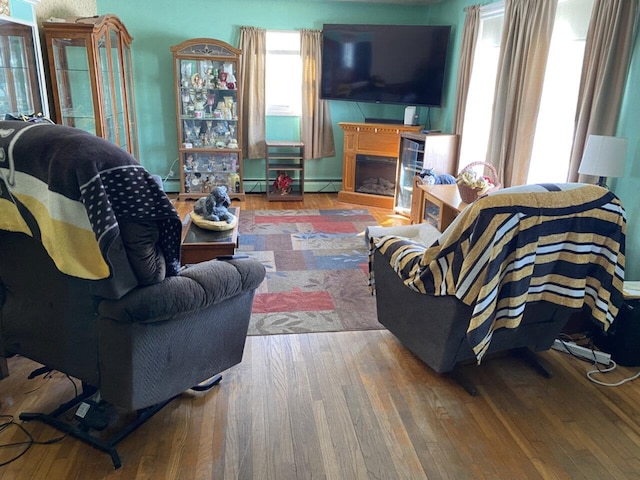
left=485, top=0, right=558, bottom=187
left=239, top=27, right=266, bottom=159
left=300, top=29, right=335, bottom=160
left=458, top=3, right=504, bottom=171
left=527, top=0, right=595, bottom=184
left=567, top=0, right=638, bottom=182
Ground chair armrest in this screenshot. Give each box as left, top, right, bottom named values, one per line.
left=98, top=259, right=265, bottom=324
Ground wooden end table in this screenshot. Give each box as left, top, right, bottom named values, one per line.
left=180, top=207, right=239, bottom=264
left=415, top=184, right=468, bottom=231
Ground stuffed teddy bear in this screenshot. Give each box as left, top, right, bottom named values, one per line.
left=193, top=185, right=236, bottom=223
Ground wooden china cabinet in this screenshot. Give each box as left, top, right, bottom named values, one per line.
left=170, top=38, right=244, bottom=201
left=42, top=15, right=139, bottom=158
left=0, top=17, right=49, bottom=119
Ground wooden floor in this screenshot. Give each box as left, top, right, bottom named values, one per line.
left=2, top=194, right=640, bottom=479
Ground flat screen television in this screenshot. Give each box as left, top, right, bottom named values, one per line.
left=321, top=24, right=452, bottom=108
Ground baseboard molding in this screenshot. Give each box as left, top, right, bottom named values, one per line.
left=163, top=178, right=343, bottom=195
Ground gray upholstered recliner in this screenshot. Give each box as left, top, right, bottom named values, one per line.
left=368, top=183, right=626, bottom=394
left=0, top=121, right=265, bottom=467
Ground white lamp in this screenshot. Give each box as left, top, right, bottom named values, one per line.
left=578, top=135, right=628, bottom=188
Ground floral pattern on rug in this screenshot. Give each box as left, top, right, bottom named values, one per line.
left=238, top=209, right=383, bottom=335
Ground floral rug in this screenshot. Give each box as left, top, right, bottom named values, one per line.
left=237, top=209, right=384, bottom=335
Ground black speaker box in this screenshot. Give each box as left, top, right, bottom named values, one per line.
left=594, top=299, right=640, bottom=367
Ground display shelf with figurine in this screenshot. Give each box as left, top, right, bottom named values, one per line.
left=171, top=38, right=244, bottom=200
left=265, top=141, right=305, bottom=201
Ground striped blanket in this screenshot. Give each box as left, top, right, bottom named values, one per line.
left=372, top=183, right=626, bottom=361
left=0, top=121, right=182, bottom=298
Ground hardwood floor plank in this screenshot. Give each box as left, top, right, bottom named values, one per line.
left=286, top=338, right=325, bottom=480
left=310, top=334, right=371, bottom=478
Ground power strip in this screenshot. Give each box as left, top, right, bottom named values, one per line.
left=551, top=339, right=612, bottom=366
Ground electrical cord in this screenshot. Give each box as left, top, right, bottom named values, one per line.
left=556, top=333, right=640, bottom=387
left=587, top=360, right=640, bottom=387
left=163, top=157, right=179, bottom=184
left=0, top=370, right=79, bottom=466
left=0, top=415, right=66, bottom=467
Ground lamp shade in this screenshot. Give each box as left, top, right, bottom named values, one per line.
left=578, top=135, right=628, bottom=178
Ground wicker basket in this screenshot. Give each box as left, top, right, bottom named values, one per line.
left=456, top=161, right=501, bottom=203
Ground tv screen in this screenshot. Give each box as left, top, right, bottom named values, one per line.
left=321, top=24, right=451, bottom=107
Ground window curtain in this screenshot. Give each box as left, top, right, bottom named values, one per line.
left=567, top=0, right=638, bottom=182
left=453, top=5, right=481, bottom=136
left=485, top=0, right=558, bottom=187
left=239, top=26, right=266, bottom=159
left=300, top=29, right=335, bottom=160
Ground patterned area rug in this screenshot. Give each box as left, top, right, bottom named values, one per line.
left=237, top=209, right=384, bottom=335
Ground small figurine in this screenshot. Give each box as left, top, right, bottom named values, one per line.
left=273, top=171, right=293, bottom=195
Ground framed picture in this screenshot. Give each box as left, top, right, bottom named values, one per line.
left=0, top=0, right=9, bottom=17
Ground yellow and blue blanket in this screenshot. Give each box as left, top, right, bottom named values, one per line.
left=373, top=183, right=626, bottom=361
left=0, top=121, right=181, bottom=296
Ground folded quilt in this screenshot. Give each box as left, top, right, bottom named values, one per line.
left=0, top=122, right=182, bottom=296
left=372, top=183, right=626, bottom=361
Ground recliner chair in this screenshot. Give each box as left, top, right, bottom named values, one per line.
left=0, top=121, right=265, bottom=467
left=368, top=183, right=626, bottom=394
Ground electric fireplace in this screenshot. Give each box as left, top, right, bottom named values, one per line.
left=355, top=154, right=396, bottom=197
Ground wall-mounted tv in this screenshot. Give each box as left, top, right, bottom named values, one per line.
left=321, top=24, right=452, bottom=108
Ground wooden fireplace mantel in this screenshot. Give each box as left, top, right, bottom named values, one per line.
left=338, top=122, right=422, bottom=208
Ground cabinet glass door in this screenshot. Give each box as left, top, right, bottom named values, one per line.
left=0, top=19, right=44, bottom=118
left=109, top=28, right=127, bottom=151
left=97, top=31, right=115, bottom=143
left=50, top=37, right=96, bottom=134
left=122, top=44, right=138, bottom=158
left=178, top=56, right=240, bottom=195
left=397, top=138, right=425, bottom=214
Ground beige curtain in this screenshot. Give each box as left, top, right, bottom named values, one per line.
left=568, top=0, right=638, bottom=182
left=300, top=29, right=335, bottom=160
left=453, top=5, right=481, bottom=136
left=485, top=0, right=558, bottom=187
left=239, top=27, right=266, bottom=159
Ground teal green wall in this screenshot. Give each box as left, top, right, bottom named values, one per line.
left=613, top=26, right=640, bottom=280
left=98, top=0, right=639, bottom=278
left=8, top=0, right=35, bottom=22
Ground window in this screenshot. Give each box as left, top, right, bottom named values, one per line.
left=527, top=0, right=594, bottom=183
left=457, top=3, right=504, bottom=170
left=266, top=30, right=301, bottom=116
left=458, top=0, right=595, bottom=184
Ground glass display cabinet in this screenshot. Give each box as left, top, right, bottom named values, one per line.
left=42, top=15, right=139, bottom=158
left=0, top=17, right=48, bottom=119
left=170, top=38, right=243, bottom=201
left=396, top=132, right=459, bottom=218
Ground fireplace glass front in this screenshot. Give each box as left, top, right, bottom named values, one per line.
left=355, top=154, right=396, bottom=197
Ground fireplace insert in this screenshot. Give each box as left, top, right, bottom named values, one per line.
left=355, top=154, right=396, bottom=197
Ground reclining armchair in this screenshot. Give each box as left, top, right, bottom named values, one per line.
left=368, top=183, right=626, bottom=394
left=0, top=121, right=265, bottom=467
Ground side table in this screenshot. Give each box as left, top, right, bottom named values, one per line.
left=180, top=207, right=240, bottom=264
left=414, top=183, right=467, bottom=231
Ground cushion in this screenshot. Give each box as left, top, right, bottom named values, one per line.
left=119, top=221, right=166, bottom=286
